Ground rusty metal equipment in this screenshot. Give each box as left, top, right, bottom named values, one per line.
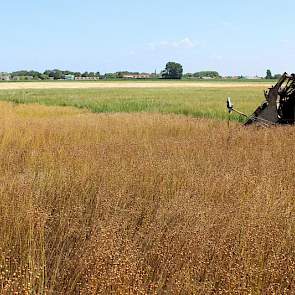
left=227, top=73, right=295, bottom=126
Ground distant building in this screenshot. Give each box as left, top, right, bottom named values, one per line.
left=244, top=76, right=262, bottom=80
left=223, top=75, right=262, bottom=80
left=0, top=72, right=10, bottom=81
left=122, top=73, right=152, bottom=79
left=75, top=76, right=100, bottom=80
left=64, top=74, right=75, bottom=80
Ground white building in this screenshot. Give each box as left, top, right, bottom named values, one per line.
left=0, top=72, right=10, bottom=81
left=75, top=76, right=100, bottom=80
left=122, top=73, right=152, bottom=79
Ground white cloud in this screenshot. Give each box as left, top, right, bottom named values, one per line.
left=148, top=37, right=198, bottom=51
left=174, top=37, right=196, bottom=49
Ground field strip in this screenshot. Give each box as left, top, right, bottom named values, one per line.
left=0, top=81, right=273, bottom=90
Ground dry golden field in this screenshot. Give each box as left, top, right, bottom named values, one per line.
left=0, top=81, right=273, bottom=90
left=0, top=102, right=294, bottom=294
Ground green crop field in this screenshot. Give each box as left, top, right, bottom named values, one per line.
left=0, top=86, right=267, bottom=122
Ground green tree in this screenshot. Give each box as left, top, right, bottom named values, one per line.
left=183, top=73, right=193, bottom=79
left=39, top=74, right=49, bottom=80
left=266, top=69, right=273, bottom=79
left=273, top=74, right=282, bottom=80
left=104, top=73, right=117, bottom=79
left=193, top=71, right=220, bottom=79
left=162, top=62, right=183, bottom=79
left=117, top=72, right=124, bottom=78
left=46, top=69, right=63, bottom=80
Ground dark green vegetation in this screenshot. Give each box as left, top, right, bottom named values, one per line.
left=10, top=70, right=100, bottom=80
left=184, top=71, right=221, bottom=79
left=161, top=62, right=183, bottom=79
left=0, top=87, right=266, bottom=122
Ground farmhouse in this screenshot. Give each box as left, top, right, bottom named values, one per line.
left=122, top=73, right=152, bottom=79
left=64, top=74, right=75, bottom=80
left=0, top=72, right=10, bottom=81
left=244, top=76, right=262, bottom=80
left=75, top=76, right=100, bottom=80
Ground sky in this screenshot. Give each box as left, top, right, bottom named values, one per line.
left=1, top=0, right=294, bottom=76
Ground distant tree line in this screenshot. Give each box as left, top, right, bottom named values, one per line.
left=10, top=70, right=100, bottom=80
left=10, top=70, right=48, bottom=80
left=43, top=70, right=100, bottom=80
left=265, top=69, right=282, bottom=80
left=183, top=71, right=221, bottom=79
left=102, top=72, right=144, bottom=79
left=9, top=70, right=153, bottom=80
left=5, top=66, right=285, bottom=81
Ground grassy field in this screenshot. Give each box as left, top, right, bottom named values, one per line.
left=0, top=82, right=294, bottom=294
left=0, top=86, right=268, bottom=122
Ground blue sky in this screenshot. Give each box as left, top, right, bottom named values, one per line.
left=1, top=0, right=294, bottom=75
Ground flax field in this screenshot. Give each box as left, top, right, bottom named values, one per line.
left=0, top=100, right=294, bottom=294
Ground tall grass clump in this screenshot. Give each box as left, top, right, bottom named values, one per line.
left=0, top=102, right=294, bottom=294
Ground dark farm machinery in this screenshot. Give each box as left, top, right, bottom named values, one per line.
left=227, top=73, right=295, bottom=126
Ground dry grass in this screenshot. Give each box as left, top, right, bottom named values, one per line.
left=0, top=81, right=273, bottom=90
left=0, top=102, right=294, bottom=294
